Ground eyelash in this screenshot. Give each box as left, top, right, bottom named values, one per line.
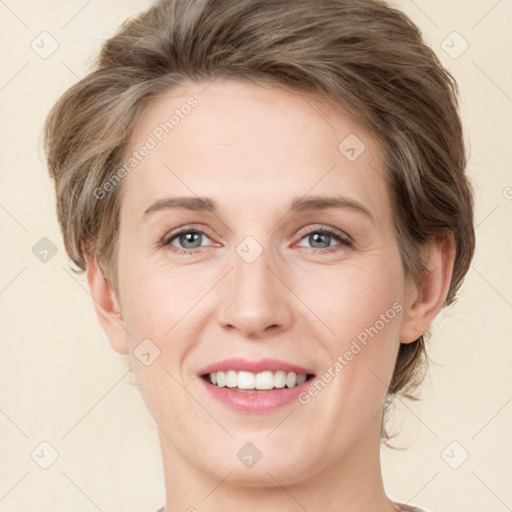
left=298, top=226, right=353, bottom=254
left=161, top=225, right=352, bottom=256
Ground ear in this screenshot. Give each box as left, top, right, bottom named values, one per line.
left=85, top=253, right=130, bottom=355
left=400, top=232, right=456, bottom=344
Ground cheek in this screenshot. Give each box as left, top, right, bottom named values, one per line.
left=118, top=268, right=204, bottom=429
left=316, top=259, right=404, bottom=338
left=310, top=258, right=405, bottom=391
left=119, top=261, right=201, bottom=337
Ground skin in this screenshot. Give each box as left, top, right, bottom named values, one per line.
left=86, top=78, right=455, bottom=512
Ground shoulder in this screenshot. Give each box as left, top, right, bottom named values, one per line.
left=153, top=504, right=427, bottom=512
left=394, top=503, right=430, bottom=512
left=153, top=504, right=429, bottom=512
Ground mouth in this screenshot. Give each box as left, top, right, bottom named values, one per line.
left=201, top=370, right=316, bottom=392
left=197, top=357, right=317, bottom=412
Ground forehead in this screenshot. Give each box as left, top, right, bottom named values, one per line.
left=120, top=78, right=389, bottom=220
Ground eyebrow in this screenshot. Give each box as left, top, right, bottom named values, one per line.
left=142, top=195, right=374, bottom=222
left=143, top=196, right=216, bottom=217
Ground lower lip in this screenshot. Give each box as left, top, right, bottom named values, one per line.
left=198, top=376, right=315, bottom=413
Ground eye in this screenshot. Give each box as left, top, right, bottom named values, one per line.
left=161, top=225, right=352, bottom=256
left=296, top=226, right=352, bottom=254
left=162, top=228, right=213, bottom=254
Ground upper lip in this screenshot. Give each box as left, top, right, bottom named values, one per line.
left=198, top=358, right=315, bottom=376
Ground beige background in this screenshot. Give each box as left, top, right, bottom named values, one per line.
left=1, top=0, right=511, bottom=511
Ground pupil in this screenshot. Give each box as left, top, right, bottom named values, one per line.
left=311, top=232, right=329, bottom=248
left=181, top=232, right=201, bottom=248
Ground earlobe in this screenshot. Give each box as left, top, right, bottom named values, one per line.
left=400, top=232, right=456, bottom=344
left=85, top=253, right=130, bottom=355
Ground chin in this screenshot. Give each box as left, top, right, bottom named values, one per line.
left=199, top=448, right=315, bottom=488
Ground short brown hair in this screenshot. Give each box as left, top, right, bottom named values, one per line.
left=43, top=0, right=475, bottom=439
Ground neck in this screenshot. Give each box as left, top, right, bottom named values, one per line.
left=158, top=409, right=398, bottom=512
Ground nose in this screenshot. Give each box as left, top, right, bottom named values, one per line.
left=217, top=240, right=294, bottom=339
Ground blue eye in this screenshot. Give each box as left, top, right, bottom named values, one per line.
left=162, top=226, right=352, bottom=256
left=164, top=229, right=213, bottom=254
left=297, top=227, right=352, bottom=254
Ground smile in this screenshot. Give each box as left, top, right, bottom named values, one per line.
left=197, top=358, right=317, bottom=413
left=202, top=370, right=314, bottom=391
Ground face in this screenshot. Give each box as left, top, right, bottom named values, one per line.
left=99, top=78, right=420, bottom=485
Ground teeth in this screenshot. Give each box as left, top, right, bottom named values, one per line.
left=216, top=371, right=226, bottom=387
left=237, top=370, right=254, bottom=389
left=206, top=370, right=310, bottom=390
left=286, top=372, right=297, bottom=388
left=256, top=371, right=274, bottom=390
left=274, top=370, right=287, bottom=388
left=296, top=374, right=307, bottom=385
left=226, top=370, right=238, bottom=387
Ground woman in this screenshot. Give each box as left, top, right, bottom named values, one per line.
left=43, top=0, right=475, bottom=510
